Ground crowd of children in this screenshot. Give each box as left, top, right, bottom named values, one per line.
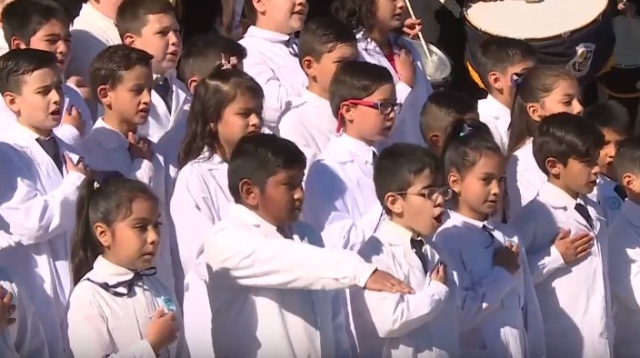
left=0, top=0, right=639, bottom=357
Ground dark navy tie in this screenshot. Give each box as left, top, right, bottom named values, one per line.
left=36, top=137, right=63, bottom=174
left=154, top=78, right=172, bottom=112
left=410, top=238, right=430, bottom=274
left=575, top=203, right=594, bottom=229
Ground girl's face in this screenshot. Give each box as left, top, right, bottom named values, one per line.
left=374, top=0, right=406, bottom=32
left=449, top=151, right=504, bottom=222
left=96, top=197, right=161, bottom=271
left=341, top=83, right=397, bottom=145
left=528, top=78, right=583, bottom=121
left=216, top=91, right=263, bottom=156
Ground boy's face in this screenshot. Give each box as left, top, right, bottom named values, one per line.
left=551, top=157, right=600, bottom=195
left=257, top=168, right=305, bottom=227
left=98, top=65, right=153, bottom=127
left=124, top=13, right=182, bottom=76
left=488, top=60, right=534, bottom=100
left=4, top=67, right=64, bottom=135
left=13, top=19, right=70, bottom=72
left=598, top=128, right=626, bottom=178
left=304, top=43, right=358, bottom=95
left=253, top=0, right=307, bottom=34
left=340, top=83, right=397, bottom=144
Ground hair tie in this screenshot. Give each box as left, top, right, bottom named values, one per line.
left=93, top=181, right=100, bottom=191
left=220, top=55, right=238, bottom=70
left=511, top=73, right=525, bottom=88
left=460, top=123, right=473, bottom=137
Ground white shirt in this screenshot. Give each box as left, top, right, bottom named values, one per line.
left=354, top=220, right=459, bottom=358
left=0, top=122, right=85, bottom=357
left=0, top=266, right=49, bottom=358
left=239, top=26, right=308, bottom=133
left=505, top=138, right=547, bottom=220
left=139, top=71, right=191, bottom=143
left=67, top=2, right=121, bottom=81
left=355, top=31, right=432, bottom=146
left=588, top=174, right=625, bottom=225
left=65, top=256, right=189, bottom=358
left=511, top=181, right=612, bottom=358
left=205, top=204, right=376, bottom=358
left=279, top=89, right=338, bottom=173
left=478, top=94, right=511, bottom=154
left=608, top=200, right=640, bottom=357
left=433, top=211, right=545, bottom=358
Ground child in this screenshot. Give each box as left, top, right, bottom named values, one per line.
left=1, top=0, right=93, bottom=146
left=66, top=175, right=189, bottom=357
left=584, top=101, right=630, bottom=223
left=333, top=0, right=432, bottom=146
left=608, top=137, right=640, bottom=357
left=0, top=0, right=14, bottom=56
left=0, top=48, right=88, bottom=357
left=419, top=89, right=479, bottom=156
left=354, top=142, right=459, bottom=357
left=204, top=132, right=413, bottom=357
left=432, top=119, right=545, bottom=357
left=116, top=0, right=189, bottom=143
left=475, top=37, right=536, bottom=154
left=239, top=0, right=308, bottom=132
left=505, top=65, right=583, bottom=220
left=279, top=17, right=358, bottom=171
left=511, top=113, right=610, bottom=357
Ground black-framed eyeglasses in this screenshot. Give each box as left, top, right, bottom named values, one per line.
left=394, top=187, right=453, bottom=202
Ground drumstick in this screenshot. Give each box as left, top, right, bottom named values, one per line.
left=404, top=0, right=433, bottom=60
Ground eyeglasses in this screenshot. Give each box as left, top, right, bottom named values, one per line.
left=344, top=99, right=402, bottom=116
left=394, top=187, right=453, bottom=202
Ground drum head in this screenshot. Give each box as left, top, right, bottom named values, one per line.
left=464, top=0, right=607, bottom=40
left=612, top=15, right=640, bottom=67
left=406, top=38, right=452, bottom=83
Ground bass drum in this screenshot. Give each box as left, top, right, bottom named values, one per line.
left=598, top=15, right=640, bottom=98
left=463, top=0, right=615, bottom=88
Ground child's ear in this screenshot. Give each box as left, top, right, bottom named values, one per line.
left=3, top=92, right=18, bottom=113
left=428, top=132, right=441, bottom=147
left=383, top=193, right=403, bottom=216
left=238, top=178, right=259, bottom=207
left=187, top=77, right=199, bottom=95
left=96, top=85, right=111, bottom=107
left=488, top=71, right=504, bottom=91
left=301, top=56, right=316, bottom=77
left=9, top=37, right=27, bottom=50
left=339, top=102, right=355, bottom=124
left=252, top=0, right=267, bottom=14
left=622, top=173, right=637, bottom=192
left=526, top=102, right=544, bottom=121
left=122, top=33, right=137, bottom=47
left=94, top=222, right=112, bottom=248
left=545, top=157, right=561, bottom=176
left=448, top=171, right=462, bottom=194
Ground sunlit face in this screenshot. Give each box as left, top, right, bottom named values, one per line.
left=96, top=197, right=161, bottom=271
left=549, top=157, right=600, bottom=196
left=125, top=13, right=182, bottom=76
left=253, top=0, right=307, bottom=34
left=528, top=78, right=583, bottom=121
left=99, top=65, right=153, bottom=129
left=450, top=151, right=504, bottom=221
left=216, top=91, right=263, bottom=156
left=598, top=128, right=625, bottom=178
left=341, top=83, right=398, bottom=145
left=13, top=19, right=70, bottom=71
left=305, top=43, right=358, bottom=96
left=4, top=67, right=64, bottom=137
left=374, top=0, right=406, bottom=32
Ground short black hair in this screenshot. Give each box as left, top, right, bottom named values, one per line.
left=329, top=60, right=394, bottom=119
left=228, top=133, right=306, bottom=203
left=2, top=0, right=69, bottom=47
left=0, top=48, right=58, bottom=94
left=298, top=17, right=356, bottom=65
left=442, top=119, right=501, bottom=177
left=420, top=90, right=478, bottom=135
left=374, top=143, right=441, bottom=214
left=583, top=100, right=630, bottom=135
left=178, top=33, right=246, bottom=83
left=476, top=37, right=536, bottom=89
left=116, top=0, right=176, bottom=39
left=614, top=136, right=640, bottom=181
left=90, top=44, right=153, bottom=101
left=533, top=113, right=605, bottom=175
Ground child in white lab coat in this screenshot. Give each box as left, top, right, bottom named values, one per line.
left=66, top=174, right=189, bottom=358
left=333, top=0, right=432, bottom=146
left=355, top=142, right=459, bottom=358
left=505, top=65, right=583, bottom=220
left=239, top=0, right=308, bottom=132
left=418, top=89, right=479, bottom=157
left=279, top=17, right=358, bottom=171
left=0, top=48, right=88, bottom=357
left=204, top=132, right=414, bottom=358
left=584, top=101, right=630, bottom=223
left=433, top=119, right=546, bottom=358
left=607, top=137, right=640, bottom=357
left=0, top=0, right=93, bottom=146
left=116, top=0, right=189, bottom=143
left=510, top=113, right=611, bottom=358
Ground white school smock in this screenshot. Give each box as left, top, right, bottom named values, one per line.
left=0, top=83, right=93, bottom=147
left=139, top=71, right=191, bottom=143
left=505, top=138, right=547, bottom=220
left=510, top=181, right=612, bottom=358
left=355, top=30, right=432, bottom=146
left=0, top=122, right=85, bottom=357
left=67, top=2, right=122, bottom=82
left=205, top=204, right=376, bottom=358
left=354, top=220, right=459, bottom=358
left=278, top=89, right=338, bottom=173
left=432, top=211, right=545, bottom=358
left=0, top=266, right=49, bottom=358
left=239, top=26, right=308, bottom=133
left=588, top=174, right=624, bottom=225
left=478, top=94, right=511, bottom=154
left=608, top=200, right=640, bottom=357
left=155, top=98, right=192, bottom=198
left=66, top=256, right=189, bottom=358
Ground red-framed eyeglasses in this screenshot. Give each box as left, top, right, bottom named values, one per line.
left=336, top=99, right=402, bottom=133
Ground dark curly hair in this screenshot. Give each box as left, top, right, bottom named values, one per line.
left=331, top=0, right=378, bottom=32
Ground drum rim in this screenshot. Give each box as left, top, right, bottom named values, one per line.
left=463, top=4, right=606, bottom=42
